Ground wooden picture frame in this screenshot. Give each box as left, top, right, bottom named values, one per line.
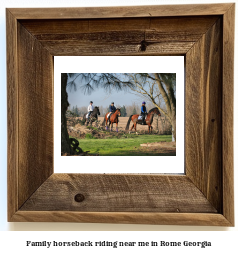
left=7, top=3, right=234, bottom=226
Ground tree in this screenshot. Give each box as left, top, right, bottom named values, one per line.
left=78, top=106, right=87, bottom=116
left=154, top=74, right=176, bottom=141
left=99, top=105, right=104, bottom=116
left=120, top=105, right=127, bottom=117
left=132, top=107, right=137, bottom=115
left=61, top=73, right=71, bottom=154
left=75, top=105, right=79, bottom=116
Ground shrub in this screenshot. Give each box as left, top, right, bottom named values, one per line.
left=85, top=133, right=95, bottom=139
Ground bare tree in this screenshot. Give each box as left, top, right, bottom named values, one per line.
left=153, top=74, right=176, bottom=141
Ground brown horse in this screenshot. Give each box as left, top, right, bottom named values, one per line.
left=102, top=108, right=121, bottom=132
left=125, top=107, right=161, bottom=134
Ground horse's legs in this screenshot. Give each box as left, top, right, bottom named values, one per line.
left=148, top=124, right=152, bottom=134
left=105, top=119, right=108, bottom=130
left=111, top=123, right=113, bottom=131
left=130, top=124, right=134, bottom=131
left=116, top=122, right=118, bottom=132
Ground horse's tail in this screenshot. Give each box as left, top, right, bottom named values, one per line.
left=101, top=116, right=106, bottom=126
left=125, top=115, right=133, bottom=130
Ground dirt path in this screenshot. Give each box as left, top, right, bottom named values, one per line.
left=97, top=116, right=160, bottom=132
left=139, top=142, right=176, bottom=156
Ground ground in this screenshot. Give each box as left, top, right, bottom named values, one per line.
left=65, top=116, right=175, bottom=156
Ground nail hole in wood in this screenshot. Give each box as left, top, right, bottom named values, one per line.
left=211, top=119, right=215, bottom=122
left=74, top=193, right=85, bottom=202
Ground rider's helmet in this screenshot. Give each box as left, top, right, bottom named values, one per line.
left=90, top=101, right=93, bottom=103
left=142, top=101, right=146, bottom=104
left=111, top=102, right=114, bottom=104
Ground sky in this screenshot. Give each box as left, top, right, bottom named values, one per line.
left=67, top=85, right=146, bottom=109
left=67, top=74, right=157, bottom=109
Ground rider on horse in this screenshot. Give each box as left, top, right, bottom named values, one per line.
left=108, top=102, right=116, bottom=122
left=87, top=101, right=94, bottom=119
left=141, top=101, right=147, bottom=124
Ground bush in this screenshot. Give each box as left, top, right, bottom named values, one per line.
left=85, top=133, right=95, bottom=139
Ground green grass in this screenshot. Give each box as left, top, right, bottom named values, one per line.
left=76, top=134, right=172, bottom=156
left=85, top=133, right=96, bottom=139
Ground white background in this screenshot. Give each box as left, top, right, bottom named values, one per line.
left=0, top=0, right=237, bottom=253
left=54, top=56, right=184, bottom=173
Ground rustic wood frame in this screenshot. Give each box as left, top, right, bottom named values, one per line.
left=7, top=4, right=234, bottom=226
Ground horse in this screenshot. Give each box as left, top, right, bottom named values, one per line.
left=83, top=106, right=100, bottom=126
left=102, top=108, right=121, bottom=132
left=125, top=107, right=161, bottom=134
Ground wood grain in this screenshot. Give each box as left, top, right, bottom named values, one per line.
left=39, top=41, right=194, bottom=56
left=222, top=4, right=235, bottom=226
left=18, top=23, right=54, bottom=208
left=8, top=4, right=233, bottom=19
left=20, top=16, right=218, bottom=34
left=11, top=211, right=232, bottom=226
left=20, top=174, right=217, bottom=213
left=186, top=18, right=223, bottom=212
left=19, top=17, right=218, bottom=56
left=7, top=9, right=18, bottom=221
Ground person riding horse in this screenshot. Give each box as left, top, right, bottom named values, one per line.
left=141, top=101, right=147, bottom=124
left=87, top=101, right=94, bottom=120
left=125, top=107, right=161, bottom=134
left=108, top=102, right=116, bottom=122
left=83, top=105, right=100, bottom=126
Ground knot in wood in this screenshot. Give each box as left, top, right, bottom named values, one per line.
left=74, top=193, right=85, bottom=202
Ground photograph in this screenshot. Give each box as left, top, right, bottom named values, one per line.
left=62, top=73, right=176, bottom=157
